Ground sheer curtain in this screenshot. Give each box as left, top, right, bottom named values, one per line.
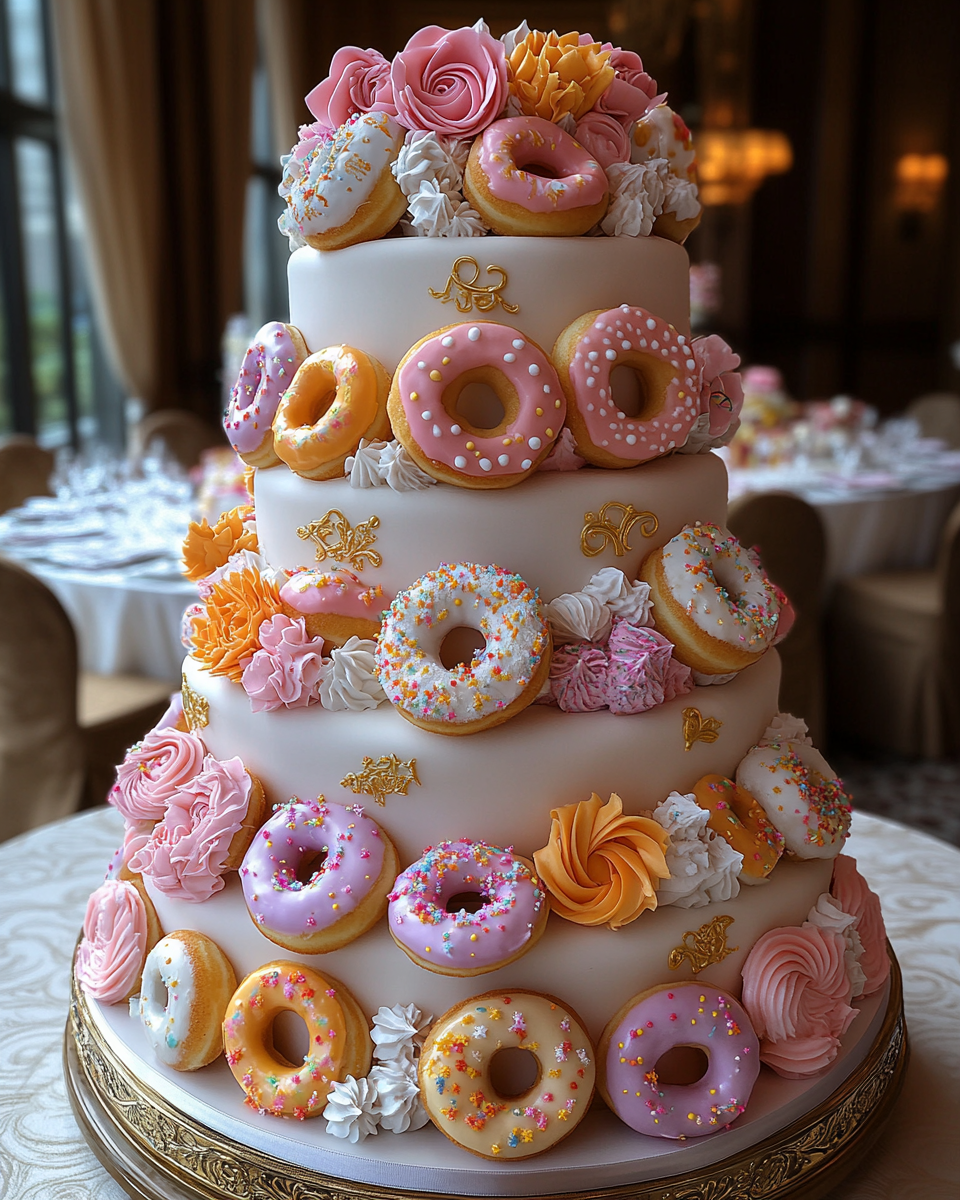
left=51, top=0, right=255, bottom=421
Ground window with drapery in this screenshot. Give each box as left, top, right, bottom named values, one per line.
left=0, top=0, right=122, bottom=448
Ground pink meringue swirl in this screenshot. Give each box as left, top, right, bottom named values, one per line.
left=831, top=854, right=890, bottom=996
left=692, top=334, right=744, bottom=440
left=574, top=110, right=631, bottom=169
left=741, top=924, right=858, bottom=1078
left=129, top=755, right=253, bottom=902
left=306, top=46, right=395, bottom=128
left=390, top=25, right=507, bottom=139
left=110, top=727, right=206, bottom=823
left=604, top=620, right=693, bottom=714
left=74, top=880, right=148, bottom=1004
left=548, top=643, right=608, bottom=712
left=240, top=614, right=325, bottom=713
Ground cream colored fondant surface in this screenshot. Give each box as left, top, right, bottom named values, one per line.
left=254, top=451, right=727, bottom=600
left=182, top=648, right=780, bottom=865
left=287, top=236, right=692, bottom=372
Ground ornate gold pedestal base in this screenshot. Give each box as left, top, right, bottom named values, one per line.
left=65, top=958, right=907, bottom=1200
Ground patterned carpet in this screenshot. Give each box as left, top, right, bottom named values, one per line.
left=833, top=749, right=960, bottom=847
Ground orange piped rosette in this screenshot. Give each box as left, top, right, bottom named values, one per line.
left=533, top=792, right=669, bottom=929
left=181, top=505, right=258, bottom=582
left=189, top=568, right=282, bottom=683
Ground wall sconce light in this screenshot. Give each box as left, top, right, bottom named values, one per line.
left=696, top=129, right=793, bottom=205
left=894, top=153, right=949, bottom=213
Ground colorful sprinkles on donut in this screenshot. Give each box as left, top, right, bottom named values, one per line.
left=764, top=752, right=852, bottom=849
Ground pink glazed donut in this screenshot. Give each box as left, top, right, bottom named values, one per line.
left=554, top=305, right=700, bottom=468
left=387, top=322, right=566, bottom=489
left=224, top=322, right=308, bottom=468
left=240, top=797, right=399, bottom=953
left=463, top=115, right=610, bottom=237
left=599, top=982, right=760, bottom=1138
left=388, top=839, right=549, bottom=977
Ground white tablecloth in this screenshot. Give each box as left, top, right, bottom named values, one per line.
left=0, top=808, right=956, bottom=1199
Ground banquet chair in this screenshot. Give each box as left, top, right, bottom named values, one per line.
left=828, top=499, right=960, bottom=758
left=0, top=435, right=54, bottom=515
left=0, top=559, right=171, bottom=843
left=132, top=409, right=225, bottom=470
left=907, top=392, right=960, bottom=449
left=727, top=492, right=827, bottom=745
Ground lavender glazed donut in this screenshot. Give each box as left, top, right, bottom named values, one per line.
left=224, top=322, right=308, bottom=468
left=599, top=982, right=760, bottom=1138
left=240, top=797, right=399, bottom=953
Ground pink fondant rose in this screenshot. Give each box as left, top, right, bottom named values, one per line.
left=604, top=620, right=692, bottom=714
left=831, top=855, right=890, bottom=996
left=129, top=755, right=253, bottom=902
left=74, top=880, right=148, bottom=1004
left=390, top=25, right=507, bottom=138
left=110, top=726, right=206, bottom=823
left=574, top=110, right=630, bottom=170
left=240, top=614, right=326, bottom=712
left=692, top=334, right=744, bottom=440
left=306, top=46, right=395, bottom=128
left=577, top=38, right=663, bottom=128
left=741, top=925, right=858, bottom=1078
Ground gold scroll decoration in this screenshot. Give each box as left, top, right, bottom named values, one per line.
left=180, top=675, right=209, bottom=732
left=580, top=502, right=659, bottom=558
left=428, top=256, right=520, bottom=315
left=296, top=510, right=382, bottom=570
left=340, top=755, right=420, bottom=807
left=668, top=914, right=738, bottom=974
left=682, top=706, right=723, bottom=752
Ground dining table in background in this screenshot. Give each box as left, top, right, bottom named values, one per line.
left=0, top=806, right=956, bottom=1199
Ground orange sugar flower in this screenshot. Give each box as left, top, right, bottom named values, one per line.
left=188, top=567, right=282, bottom=682
left=182, top=505, right=258, bottom=581
left=508, top=31, right=615, bottom=123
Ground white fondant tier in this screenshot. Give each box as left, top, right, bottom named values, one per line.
left=183, top=648, right=780, bottom=865
left=288, top=236, right=691, bottom=373
left=254, top=451, right=727, bottom=600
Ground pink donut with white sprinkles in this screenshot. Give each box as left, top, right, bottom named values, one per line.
left=387, top=322, right=566, bottom=489
left=554, top=305, right=699, bottom=468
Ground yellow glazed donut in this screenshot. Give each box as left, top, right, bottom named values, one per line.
left=273, top=346, right=391, bottom=481
left=419, top=989, right=596, bottom=1160
left=223, top=961, right=372, bottom=1119
left=692, top=775, right=784, bottom=883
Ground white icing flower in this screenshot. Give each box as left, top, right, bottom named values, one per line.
left=378, top=441, right=435, bottom=491
left=319, top=637, right=386, bottom=711
left=369, top=1060, right=430, bottom=1133
left=601, top=159, right=667, bottom=238
left=759, top=712, right=814, bottom=748
left=804, top=892, right=868, bottom=998
left=345, top=438, right=389, bottom=487
left=544, top=592, right=612, bottom=645
left=652, top=791, right=743, bottom=908
left=500, top=20, right=531, bottom=57
left=392, top=131, right=466, bottom=198
left=581, top=568, right=653, bottom=625
left=404, top=179, right=487, bottom=237
left=663, top=172, right=701, bottom=220
left=691, top=668, right=739, bottom=686
left=369, top=1002, right=432, bottom=1065
left=323, top=1075, right=380, bottom=1142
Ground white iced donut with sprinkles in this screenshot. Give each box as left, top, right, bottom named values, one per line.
left=419, top=989, right=596, bottom=1160
left=553, top=305, right=699, bottom=468
left=387, top=322, right=566, bottom=490
left=375, top=562, right=551, bottom=735
left=639, top=523, right=782, bottom=675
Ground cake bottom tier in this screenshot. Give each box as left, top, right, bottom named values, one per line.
left=68, top=954, right=905, bottom=1199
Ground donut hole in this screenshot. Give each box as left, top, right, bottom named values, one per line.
left=439, top=625, right=487, bottom=669
left=489, top=1046, right=541, bottom=1099
left=653, top=1045, right=710, bottom=1087
left=444, top=890, right=488, bottom=916
left=295, top=847, right=327, bottom=885
left=609, top=365, right=647, bottom=418
left=444, top=367, right=519, bottom=436
left=608, top=353, right=679, bottom=423
left=514, top=153, right=562, bottom=180
left=268, top=1010, right=311, bottom=1067
left=283, top=362, right=337, bottom=427
left=709, top=553, right=744, bottom=600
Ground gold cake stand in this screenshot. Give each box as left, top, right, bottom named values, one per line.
left=65, top=954, right=907, bottom=1200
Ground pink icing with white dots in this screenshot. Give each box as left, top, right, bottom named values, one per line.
left=224, top=322, right=306, bottom=456
left=603, top=983, right=760, bottom=1138
left=476, top=115, right=607, bottom=212
left=74, top=880, right=149, bottom=1004
left=110, top=727, right=206, bottom=824
left=240, top=798, right=386, bottom=939
left=566, top=305, right=699, bottom=462
left=395, top=322, right=565, bottom=480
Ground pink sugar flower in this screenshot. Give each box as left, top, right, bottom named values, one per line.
left=240, top=614, right=325, bottom=713
left=831, top=855, right=890, bottom=996
left=111, top=726, right=206, bottom=823
left=603, top=620, right=692, bottom=714
left=548, top=644, right=608, bottom=712
left=574, top=110, right=630, bottom=169
left=306, top=46, right=395, bottom=128
left=691, top=334, right=744, bottom=441
left=74, top=880, right=148, bottom=1004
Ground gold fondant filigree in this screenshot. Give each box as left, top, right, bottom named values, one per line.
left=428, top=256, right=520, bottom=315
left=340, top=755, right=420, bottom=807
left=668, top=914, right=738, bottom=974
left=297, top=510, right=382, bottom=570
left=682, top=706, right=723, bottom=752
left=180, top=675, right=209, bottom=732
left=580, top=502, right=659, bottom=557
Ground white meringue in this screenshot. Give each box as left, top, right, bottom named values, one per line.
left=652, top=791, right=743, bottom=908
left=318, top=638, right=386, bottom=711
left=759, top=712, right=814, bottom=748
left=369, top=1002, right=432, bottom=1065
left=804, top=892, right=868, bottom=998
left=543, top=592, right=612, bottom=645
left=601, top=159, right=667, bottom=238
left=581, top=567, right=653, bottom=625
left=345, top=438, right=389, bottom=488
left=369, top=1060, right=430, bottom=1133
left=323, top=1075, right=380, bottom=1142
